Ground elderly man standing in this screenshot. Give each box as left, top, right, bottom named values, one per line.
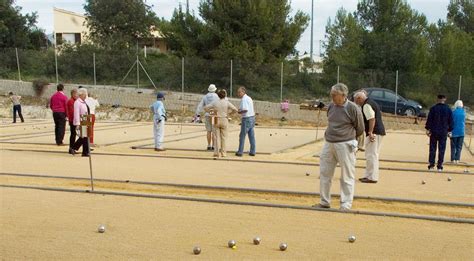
left=50, top=83, right=68, bottom=145
left=354, top=91, right=386, bottom=183
left=425, top=94, right=453, bottom=171
left=67, top=88, right=78, bottom=154
left=195, top=84, right=219, bottom=150
left=235, top=86, right=256, bottom=157
left=315, top=83, right=364, bottom=211
left=151, top=92, right=167, bottom=152
left=71, top=88, right=90, bottom=157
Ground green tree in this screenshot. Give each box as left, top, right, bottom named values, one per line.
left=162, top=0, right=309, bottom=63
left=323, top=9, right=365, bottom=86
left=447, top=0, right=473, bottom=33
left=159, top=5, right=205, bottom=57
left=0, top=0, right=47, bottom=49
left=84, top=0, right=158, bottom=48
left=356, top=0, right=431, bottom=73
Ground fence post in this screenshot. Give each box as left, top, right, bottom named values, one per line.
left=93, top=53, right=96, bottom=86
left=458, top=75, right=462, bottom=100
left=395, top=70, right=398, bottom=115
left=337, top=66, right=340, bottom=83
left=280, top=62, right=284, bottom=101
left=180, top=57, right=185, bottom=134
left=55, top=48, right=59, bottom=84
left=15, top=48, right=21, bottom=82
left=230, top=59, right=233, bottom=98
left=136, top=55, right=139, bottom=89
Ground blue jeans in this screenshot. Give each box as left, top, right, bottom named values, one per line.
left=429, top=132, right=447, bottom=169
left=237, top=116, right=256, bottom=155
left=450, top=136, right=464, bottom=161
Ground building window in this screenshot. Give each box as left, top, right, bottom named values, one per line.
left=75, top=33, right=81, bottom=44
left=62, top=33, right=76, bottom=44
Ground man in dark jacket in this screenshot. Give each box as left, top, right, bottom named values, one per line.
left=425, top=94, right=454, bottom=171
left=354, top=90, right=386, bottom=183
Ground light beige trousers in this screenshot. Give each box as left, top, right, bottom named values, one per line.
left=319, top=139, right=357, bottom=209
left=213, top=118, right=228, bottom=157
left=363, top=135, right=383, bottom=181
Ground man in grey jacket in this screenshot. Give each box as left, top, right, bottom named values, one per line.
left=315, top=83, right=364, bottom=211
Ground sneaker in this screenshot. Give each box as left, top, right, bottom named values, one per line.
left=154, top=148, right=166, bottom=152
left=437, top=168, right=443, bottom=172
left=428, top=165, right=435, bottom=171
left=249, top=153, right=256, bottom=156
left=312, top=203, right=330, bottom=209
left=211, top=147, right=215, bottom=150
left=235, top=152, right=243, bottom=157
left=207, top=146, right=212, bottom=151
left=68, top=148, right=76, bottom=155
left=339, top=207, right=351, bottom=212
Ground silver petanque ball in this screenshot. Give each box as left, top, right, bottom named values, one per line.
left=421, top=180, right=426, bottom=185
left=348, top=235, right=356, bottom=243
left=279, top=243, right=288, bottom=251
left=306, top=172, right=310, bottom=176
left=228, top=240, right=236, bottom=248
left=98, top=225, right=106, bottom=233
left=464, top=169, right=469, bottom=173
left=447, top=177, right=452, bottom=181
left=193, top=246, right=201, bottom=255
left=253, top=237, right=261, bottom=245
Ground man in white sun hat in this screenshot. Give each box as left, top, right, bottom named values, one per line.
left=195, top=84, right=219, bottom=150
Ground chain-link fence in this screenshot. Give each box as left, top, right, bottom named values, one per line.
left=0, top=47, right=472, bottom=108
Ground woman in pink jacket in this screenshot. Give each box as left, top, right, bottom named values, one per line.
left=71, top=88, right=90, bottom=156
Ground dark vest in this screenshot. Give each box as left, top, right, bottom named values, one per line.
left=362, top=98, right=386, bottom=136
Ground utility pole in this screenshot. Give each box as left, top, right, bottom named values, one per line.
left=310, top=0, right=314, bottom=63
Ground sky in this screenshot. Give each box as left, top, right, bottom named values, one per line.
left=15, top=0, right=450, bottom=55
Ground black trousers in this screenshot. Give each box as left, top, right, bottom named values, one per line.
left=429, top=132, right=447, bottom=169
left=72, top=137, right=90, bottom=156
left=53, top=112, right=66, bottom=145
left=13, top=105, right=24, bottom=123
left=69, top=123, right=76, bottom=149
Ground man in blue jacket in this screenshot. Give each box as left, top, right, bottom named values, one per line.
left=425, top=94, right=453, bottom=171
left=150, top=92, right=167, bottom=151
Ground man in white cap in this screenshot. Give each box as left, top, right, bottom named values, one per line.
left=195, top=84, right=219, bottom=150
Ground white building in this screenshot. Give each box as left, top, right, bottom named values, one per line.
left=54, top=8, right=89, bottom=45
left=53, top=7, right=168, bottom=53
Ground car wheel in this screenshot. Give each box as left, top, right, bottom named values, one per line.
left=404, top=107, right=416, bottom=116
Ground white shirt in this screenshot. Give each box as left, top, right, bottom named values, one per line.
left=239, top=94, right=255, bottom=118
left=362, top=103, right=375, bottom=120
left=85, top=97, right=100, bottom=114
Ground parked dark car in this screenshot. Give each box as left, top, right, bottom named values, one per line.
left=354, top=88, right=423, bottom=116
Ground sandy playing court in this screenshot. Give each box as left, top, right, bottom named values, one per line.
left=1, top=119, right=473, bottom=259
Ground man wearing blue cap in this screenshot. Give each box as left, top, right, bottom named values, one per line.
left=150, top=92, right=167, bottom=151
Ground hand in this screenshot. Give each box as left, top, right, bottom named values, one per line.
left=448, top=132, right=452, bottom=138
left=426, top=130, right=431, bottom=137
left=369, top=133, right=376, bottom=142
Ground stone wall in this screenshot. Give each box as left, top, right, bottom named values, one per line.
left=0, top=79, right=324, bottom=122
